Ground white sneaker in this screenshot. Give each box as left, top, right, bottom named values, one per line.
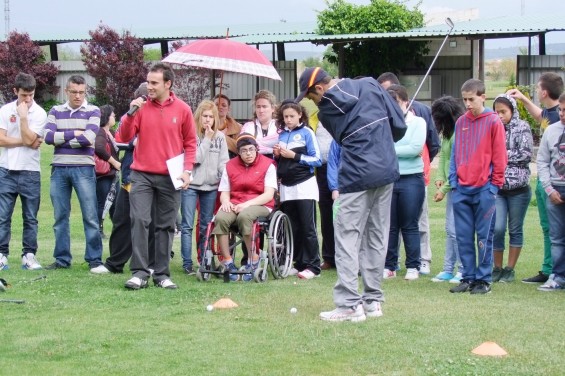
left=383, top=269, right=396, bottom=279
left=363, top=301, right=383, bottom=318
left=125, top=276, right=148, bottom=290
left=90, top=265, right=110, bottom=274
left=155, top=278, right=178, bottom=289
left=320, top=305, right=366, bottom=322
left=419, top=261, right=430, bottom=275
left=405, top=268, right=419, bottom=280
left=0, top=254, right=8, bottom=270
left=288, top=267, right=299, bottom=276
left=21, top=253, right=42, bottom=270
left=297, top=269, right=319, bottom=280
left=449, top=272, right=462, bottom=284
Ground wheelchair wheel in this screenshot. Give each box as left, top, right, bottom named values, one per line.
left=253, top=268, right=268, bottom=283
left=268, top=211, right=294, bottom=279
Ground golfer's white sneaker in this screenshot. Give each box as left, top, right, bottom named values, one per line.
left=320, top=305, right=366, bottom=322
left=363, top=301, right=383, bottom=318
left=21, top=253, right=42, bottom=270
left=90, top=265, right=110, bottom=274
left=0, top=254, right=8, bottom=270
left=155, top=278, right=178, bottom=289
left=125, top=276, right=148, bottom=290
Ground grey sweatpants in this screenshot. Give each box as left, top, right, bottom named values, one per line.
left=332, top=184, right=393, bottom=308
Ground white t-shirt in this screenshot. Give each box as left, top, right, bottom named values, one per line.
left=0, top=100, right=47, bottom=171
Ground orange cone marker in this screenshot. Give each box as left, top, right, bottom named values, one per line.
left=212, top=298, right=239, bottom=309
left=472, top=342, right=508, bottom=356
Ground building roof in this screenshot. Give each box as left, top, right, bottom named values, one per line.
left=9, top=14, right=565, bottom=46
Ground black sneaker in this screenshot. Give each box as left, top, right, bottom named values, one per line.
left=45, top=262, right=70, bottom=270
left=470, top=281, right=491, bottom=294
left=522, top=271, right=549, bottom=284
left=449, top=280, right=473, bottom=293
left=183, top=266, right=196, bottom=276
left=492, top=267, right=503, bottom=282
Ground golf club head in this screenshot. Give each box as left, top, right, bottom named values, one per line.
left=446, top=17, right=454, bottom=30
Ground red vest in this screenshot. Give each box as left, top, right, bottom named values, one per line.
left=227, top=154, right=275, bottom=210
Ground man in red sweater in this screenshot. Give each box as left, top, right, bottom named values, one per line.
left=448, top=79, right=507, bottom=294
left=118, top=63, right=197, bottom=290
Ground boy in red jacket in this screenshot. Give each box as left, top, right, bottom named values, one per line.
left=448, top=79, right=508, bottom=294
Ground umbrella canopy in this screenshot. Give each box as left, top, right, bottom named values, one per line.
left=163, top=39, right=281, bottom=81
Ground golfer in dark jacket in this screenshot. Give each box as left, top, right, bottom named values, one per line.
left=296, top=67, right=406, bottom=322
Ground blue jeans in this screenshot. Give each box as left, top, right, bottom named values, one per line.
left=180, top=188, right=217, bottom=269
left=493, top=187, right=531, bottom=250
left=50, top=166, right=103, bottom=267
left=0, top=168, right=41, bottom=256
left=453, top=188, right=496, bottom=283
left=545, top=185, right=565, bottom=282
left=385, top=173, right=425, bottom=270
left=442, top=191, right=461, bottom=274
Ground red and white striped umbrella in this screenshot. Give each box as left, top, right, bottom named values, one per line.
left=163, top=38, right=281, bottom=81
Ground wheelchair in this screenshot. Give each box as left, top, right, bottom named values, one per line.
left=196, top=209, right=293, bottom=283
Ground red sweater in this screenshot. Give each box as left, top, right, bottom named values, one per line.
left=227, top=154, right=275, bottom=210
left=117, top=92, right=196, bottom=175
left=451, top=110, right=507, bottom=192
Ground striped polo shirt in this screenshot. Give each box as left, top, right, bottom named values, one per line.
left=44, top=101, right=100, bottom=166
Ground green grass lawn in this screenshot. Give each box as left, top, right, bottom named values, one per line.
left=1, top=148, right=564, bottom=375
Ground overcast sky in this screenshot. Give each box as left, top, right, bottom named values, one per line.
left=4, top=0, right=562, bottom=49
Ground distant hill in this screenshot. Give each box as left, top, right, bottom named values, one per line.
left=285, top=43, right=565, bottom=62
left=485, top=43, right=565, bottom=60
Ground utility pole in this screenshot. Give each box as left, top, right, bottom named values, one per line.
left=4, top=0, right=9, bottom=39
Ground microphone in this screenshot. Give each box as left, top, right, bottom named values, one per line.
left=127, top=95, right=147, bottom=116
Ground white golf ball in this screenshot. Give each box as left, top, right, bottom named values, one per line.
left=290, top=307, right=297, bottom=314
left=206, top=305, right=214, bottom=312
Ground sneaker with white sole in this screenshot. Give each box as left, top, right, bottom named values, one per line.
left=449, top=272, right=462, bottom=284
left=90, top=265, right=110, bottom=274
left=363, top=301, right=383, bottom=318
left=297, top=269, right=319, bottom=280
left=404, top=268, right=419, bottom=280
left=21, top=253, right=42, bottom=270
left=0, top=253, right=8, bottom=270
left=537, top=278, right=563, bottom=292
left=419, top=261, right=431, bottom=275
left=155, top=278, right=178, bottom=289
left=383, top=269, right=396, bottom=279
left=320, top=305, right=366, bottom=322
left=288, top=267, right=299, bottom=276
left=431, top=271, right=454, bottom=282
left=125, top=276, right=148, bottom=290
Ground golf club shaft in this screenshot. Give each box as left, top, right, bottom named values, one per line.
left=406, top=19, right=455, bottom=114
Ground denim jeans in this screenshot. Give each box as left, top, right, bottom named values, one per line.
left=385, top=173, right=425, bottom=270
left=50, top=166, right=103, bottom=267
left=545, top=185, right=565, bottom=281
left=536, top=179, right=552, bottom=275
left=0, top=168, right=41, bottom=256
left=493, top=187, right=531, bottom=250
left=452, top=188, right=496, bottom=283
left=442, top=191, right=461, bottom=274
left=180, top=188, right=217, bottom=269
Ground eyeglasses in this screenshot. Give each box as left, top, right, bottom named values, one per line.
left=239, top=147, right=257, bottom=155
left=67, top=90, right=86, bottom=96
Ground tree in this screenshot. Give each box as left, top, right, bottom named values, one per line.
left=302, top=51, right=338, bottom=77
left=81, top=24, right=148, bottom=117
left=0, top=31, right=59, bottom=105
left=317, top=0, right=427, bottom=78
left=166, top=41, right=217, bottom=110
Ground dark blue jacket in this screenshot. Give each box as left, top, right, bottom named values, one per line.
left=317, top=77, right=407, bottom=193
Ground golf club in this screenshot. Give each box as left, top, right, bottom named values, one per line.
left=406, top=17, right=455, bottom=115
